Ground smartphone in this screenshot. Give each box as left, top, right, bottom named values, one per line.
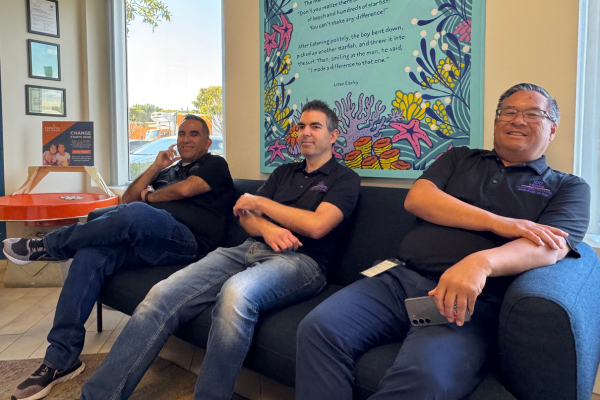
left=404, top=296, right=471, bottom=326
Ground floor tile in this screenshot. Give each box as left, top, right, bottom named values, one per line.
left=86, top=307, right=126, bottom=333
left=234, top=366, right=261, bottom=400
left=98, top=315, right=130, bottom=353
left=81, top=330, right=113, bottom=355
left=0, top=334, right=20, bottom=353
left=0, top=288, right=60, bottom=335
left=158, top=335, right=195, bottom=371
left=28, top=340, right=50, bottom=359
left=189, top=346, right=205, bottom=375
left=0, top=309, right=56, bottom=360
left=0, top=288, right=33, bottom=311
left=0, top=288, right=56, bottom=330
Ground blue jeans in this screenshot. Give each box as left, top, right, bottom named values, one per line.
left=79, top=238, right=326, bottom=400
left=43, top=202, right=198, bottom=371
left=296, top=265, right=501, bottom=400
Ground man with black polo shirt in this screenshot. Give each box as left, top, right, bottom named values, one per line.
left=296, top=83, right=591, bottom=399
left=7, top=115, right=233, bottom=400
left=77, top=99, right=360, bottom=400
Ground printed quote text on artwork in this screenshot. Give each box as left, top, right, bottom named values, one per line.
left=297, top=0, right=404, bottom=76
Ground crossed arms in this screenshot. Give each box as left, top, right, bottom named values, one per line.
left=404, top=179, right=570, bottom=325
left=233, top=194, right=344, bottom=253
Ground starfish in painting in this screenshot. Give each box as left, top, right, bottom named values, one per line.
left=332, top=147, right=342, bottom=159
left=267, top=138, right=287, bottom=163
left=264, top=31, right=278, bottom=55
left=272, top=14, right=293, bottom=50
left=390, top=119, right=432, bottom=158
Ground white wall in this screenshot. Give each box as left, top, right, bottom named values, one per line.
left=0, top=0, right=111, bottom=236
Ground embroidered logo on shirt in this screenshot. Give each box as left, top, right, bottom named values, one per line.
left=310, top=181, right=328, bottom=192
left=517, top=180, right=552, bottom=197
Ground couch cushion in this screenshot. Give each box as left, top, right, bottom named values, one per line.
left=100, top=264, right=189, bottom=315
left=327, top=186, right=417, bottom=287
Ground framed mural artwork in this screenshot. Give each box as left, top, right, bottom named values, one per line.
left=260, top=0, right=485, bottom=178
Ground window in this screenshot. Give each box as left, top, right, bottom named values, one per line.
left=109, top=0, right=224, bottom=185
left=575, top=0, right=600, bottom=246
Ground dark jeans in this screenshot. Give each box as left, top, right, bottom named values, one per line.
left=42, top=202, right=198, bottom=371
left=296, top=265, right=501, bottom=400
left=79, top=238, right=326, bottom=400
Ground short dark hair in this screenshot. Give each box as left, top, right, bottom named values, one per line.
left=181, top=114, right=210, bottom=136
left=497, top=83, right=560, bottom=124
left=301, top=100, right=339, bottom=132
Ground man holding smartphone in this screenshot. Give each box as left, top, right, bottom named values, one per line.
left=7, top=114, right=234, bottom=400
left=296, top=84, right=591, bottom=399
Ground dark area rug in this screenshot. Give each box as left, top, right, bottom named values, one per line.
left=0, top=354, right=248, bottom=399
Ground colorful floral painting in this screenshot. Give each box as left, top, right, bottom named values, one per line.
left=261, top=0, right=484, bottom=177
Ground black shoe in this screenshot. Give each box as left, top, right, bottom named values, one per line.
left=3, top=238, right=67, bottom=265
left=11, top=360, right=85, bottom=400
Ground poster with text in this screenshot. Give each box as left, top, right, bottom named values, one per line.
left=42, top=121, right=94, bottom=166
left=260, top=0, right=485, bottom=177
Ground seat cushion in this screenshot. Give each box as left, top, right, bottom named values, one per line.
left=100, top=264, right=189, bottom=315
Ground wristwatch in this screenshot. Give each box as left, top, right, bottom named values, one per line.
left=144, top=191, right=152, bottom=203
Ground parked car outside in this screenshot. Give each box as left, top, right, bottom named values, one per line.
left=129, top=136, right=224, bottom=180
left=144, top=129, right=160, bottom=141
left=129, top=140, right=150, bottom=153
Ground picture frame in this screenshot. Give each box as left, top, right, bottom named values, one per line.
left=259, top=0, right=486, bottom=179
left=28, top=39, right=60, bottom=81
left=26, top=85, right=66, bottom=117
left=27, top=0, right=60, bottom=38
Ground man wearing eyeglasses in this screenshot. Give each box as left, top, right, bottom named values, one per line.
left=296, top=83, right=591, bottom=399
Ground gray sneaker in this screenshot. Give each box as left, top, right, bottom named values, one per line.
left=11, top=361, right=85, bottom=400
left=3, top=238, right=66, bottom=265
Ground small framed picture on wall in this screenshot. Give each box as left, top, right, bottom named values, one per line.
left=26, top=85, right=66, bottom=117
left=27, top=0, right=60, bottom=38
left=28, top=39, right=60, bottom=80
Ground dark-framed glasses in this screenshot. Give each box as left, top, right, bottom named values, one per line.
left=495, top=108, right=551, bottom=123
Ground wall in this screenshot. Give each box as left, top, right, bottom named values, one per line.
left=0, top=0, right=581, bottom=193
left=0, top=0, right=111, bottom=236
left=223, top=0, right=580, bottom=187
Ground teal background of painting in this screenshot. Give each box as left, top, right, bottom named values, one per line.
left=31, top=42, right=59, bottom=79
left=261, top=0, right=485, bottom=178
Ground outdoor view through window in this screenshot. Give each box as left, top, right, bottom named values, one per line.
left=126, top=0, right=223, bottom=181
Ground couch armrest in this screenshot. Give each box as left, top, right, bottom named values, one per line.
left=87, top=205, right=118, bottom=222
left=498, top=243, right=600, bottom=400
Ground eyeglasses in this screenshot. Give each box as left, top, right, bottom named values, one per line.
left=495, top=108, right=552, bottom=123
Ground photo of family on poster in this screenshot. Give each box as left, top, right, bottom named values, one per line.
left=42, top=143, right=70, bottom=166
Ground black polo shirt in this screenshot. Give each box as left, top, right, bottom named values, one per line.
left=256, top=157, right=360, bottom=269
left=149, top=153, right=234, bottom=257
left=398, top=147, right=590, bottom=297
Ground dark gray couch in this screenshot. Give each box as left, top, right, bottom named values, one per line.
left=93, top=179, right=600, bottom=400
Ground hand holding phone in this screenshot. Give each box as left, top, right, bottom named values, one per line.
left=405, top=296, right=471, bottom=326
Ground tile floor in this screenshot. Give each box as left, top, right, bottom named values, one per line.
left=0, top=260, right=206, bottom=369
